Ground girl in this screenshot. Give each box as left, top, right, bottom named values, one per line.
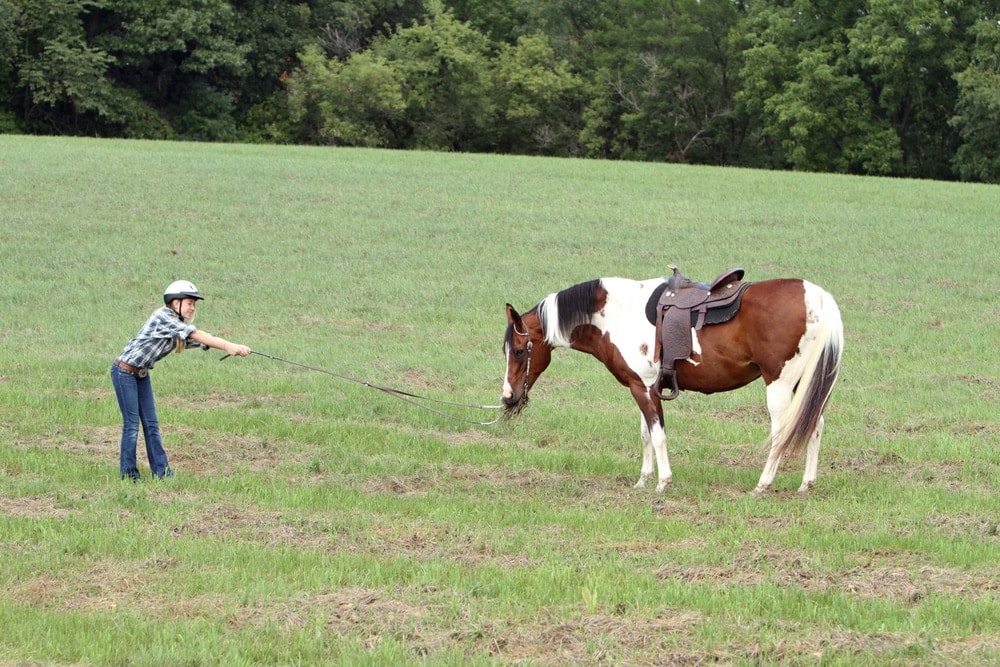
left=111, top=280, right=251, bottom=480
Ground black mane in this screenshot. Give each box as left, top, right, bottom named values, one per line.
left=548, top=279, right=602, bottom=343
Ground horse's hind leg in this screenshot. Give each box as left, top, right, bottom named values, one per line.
left=753, top=380, right=793, bottom=496
left=798, top=415, right=824, bottom=493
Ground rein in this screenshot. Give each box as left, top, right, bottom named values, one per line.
left=221, top=350, right=504, bottom=425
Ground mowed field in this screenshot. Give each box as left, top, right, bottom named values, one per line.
left=1, top=135, right=998, bottom=665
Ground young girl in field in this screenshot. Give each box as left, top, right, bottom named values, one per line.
left=111, top=280, right=251, bottom=481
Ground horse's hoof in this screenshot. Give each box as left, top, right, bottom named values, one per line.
left=655, top=479, right=672, bottom=493
left=634, top=476, right=650, bottom=489
left=797, top=481, right=815, bottom=493
left=750, top=485, right=769, bottom=497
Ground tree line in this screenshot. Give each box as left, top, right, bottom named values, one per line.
left=2, top=0, right=998, bottom=182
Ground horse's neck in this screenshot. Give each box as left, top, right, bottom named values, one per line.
left=538, top=295, right=582, bottom=348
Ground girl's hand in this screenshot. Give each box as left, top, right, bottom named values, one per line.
left=227, top=343, right=252, bottom=357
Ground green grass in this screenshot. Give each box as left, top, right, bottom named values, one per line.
left=1, top=135, right=999, bottom=665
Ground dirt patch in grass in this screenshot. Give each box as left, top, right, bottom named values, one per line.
left=65, top=424, right=313, bottom=477
left=825, top=446, right=998, bottom=496
left=161, top=390, right=310, bottom=412
left=233, top=585, right=710, bottom=664
left=12, top=557, right=1000, bottom=665
left=169, top=505, right=333, bottom=551
left=653, top=542, right=1000, bottom=603
left=164, top=497, right=551, bottom=570
left=224, top=584, right=1000, bottom=664
left=167, top=427, right=304, bottom=476
left=348, top=459, right=642, bottom=516
left=0, top=495, right=72, bottom=519
left=10, top=558, right=227, bottom=620
left=924, top=512, right=1000, bottom=539
left=710, top=403, right=768, bottom=423
left=490, top=609, right=708, bottom=665
left=950, top=420, right=1000, bottom=437
left=956, top=374, right=1000, bottom=400
left=439, top=427, right=506, bottom=448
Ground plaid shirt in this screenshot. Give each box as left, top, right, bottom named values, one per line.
left=118, top=307, right=198, bottom=370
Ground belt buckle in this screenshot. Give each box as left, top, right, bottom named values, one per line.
left=137, top=368, right=148, bottom=378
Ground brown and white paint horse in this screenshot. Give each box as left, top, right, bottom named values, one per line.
left=501, top=276, right=843, bottom=495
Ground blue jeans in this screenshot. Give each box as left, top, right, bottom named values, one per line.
left=111, top=364, right=170, bottom=478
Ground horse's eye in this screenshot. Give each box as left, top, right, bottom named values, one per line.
left=514, top=348, right=525, bottom=358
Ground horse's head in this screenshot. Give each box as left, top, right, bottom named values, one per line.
left=501, top=303, right=551, bottom=418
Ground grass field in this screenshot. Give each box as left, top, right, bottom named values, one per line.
left=1, top=134, right=998, bottom=666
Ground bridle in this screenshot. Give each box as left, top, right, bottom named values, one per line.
left=510, top=323, right=533, bottom=400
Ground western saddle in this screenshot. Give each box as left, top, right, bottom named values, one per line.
left=654, top=266, right=751, bottom=400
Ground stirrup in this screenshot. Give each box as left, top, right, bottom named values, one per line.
left=655, top=369, right=680, bottom=401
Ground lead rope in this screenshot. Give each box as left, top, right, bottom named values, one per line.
left=221, top=350, right=505, bottom=426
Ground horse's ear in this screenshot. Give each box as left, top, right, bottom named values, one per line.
left=505, top=303, right=521, bottom=325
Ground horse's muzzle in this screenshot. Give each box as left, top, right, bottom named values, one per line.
left=501, top=393, right=528, bottom=418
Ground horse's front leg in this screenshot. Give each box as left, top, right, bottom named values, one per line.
left=632, top=386, right=671, bottom=492
left=634, top=414, right=654, bottom=489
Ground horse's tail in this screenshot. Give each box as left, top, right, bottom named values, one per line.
left=771, top=285, right=844, bottom=459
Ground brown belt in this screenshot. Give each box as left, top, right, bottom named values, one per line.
left=114, top=359, right=149, bottom=378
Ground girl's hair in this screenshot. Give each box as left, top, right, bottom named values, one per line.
left=157, top=305, right=191, bottom=354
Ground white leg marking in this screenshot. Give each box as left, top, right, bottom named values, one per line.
left=650, top=419, right=673, bottom=492
left=798, top=416, right=824, bottom=493
left=635, top=415, right=654, bottom=488
left=754, top=380, right=794, bottom=495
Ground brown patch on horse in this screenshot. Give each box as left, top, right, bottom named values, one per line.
left=568, top=323, right=601, bottom=349
left=675, top=280, right=807, bottom=392
left=594, top=286, right=608, bottom=318
left=570, top=326, right=649, bottom=391
left=741, top=280, right=807, bottom=384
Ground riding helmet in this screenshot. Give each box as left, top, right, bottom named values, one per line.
left=163, top=280, right=204, bottom=305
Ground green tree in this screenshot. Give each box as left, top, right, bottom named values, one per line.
left=761, top=44, right=900, bottom=173
left=444, top=0, right=533, bottom=44
left=3, top=0, right=253, bottom=138
left=846, top=0, right=958, bottom=179
left=493, top=32, right=584, bottom=154
left=366, top=3, right=496, bottom=150
left=230, top=1, right=311, bottom=142
left=8, top=0, right=125, bottom=134
left=313, top=0, right=429, bottom=56
left=738, top=0, right=902, bottom=174
left=285, top=43, right=404, bottom=146
left=579, top=0, right=746, bottom=164
left=293, top=3, right=589, bottom=152
left=949, top=5, right=1000, bottom=182
left=91, top=0, right=250, bottom=140
left=0, top=0, right=22, bottom=132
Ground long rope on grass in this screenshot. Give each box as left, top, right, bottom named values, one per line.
left=220, top=350, right=505, bottom=425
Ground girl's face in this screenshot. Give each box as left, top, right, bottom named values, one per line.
left=178, top=298, right=197, bottom=321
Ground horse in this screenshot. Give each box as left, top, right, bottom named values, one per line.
left=500, top=273, right=843, bottom=495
